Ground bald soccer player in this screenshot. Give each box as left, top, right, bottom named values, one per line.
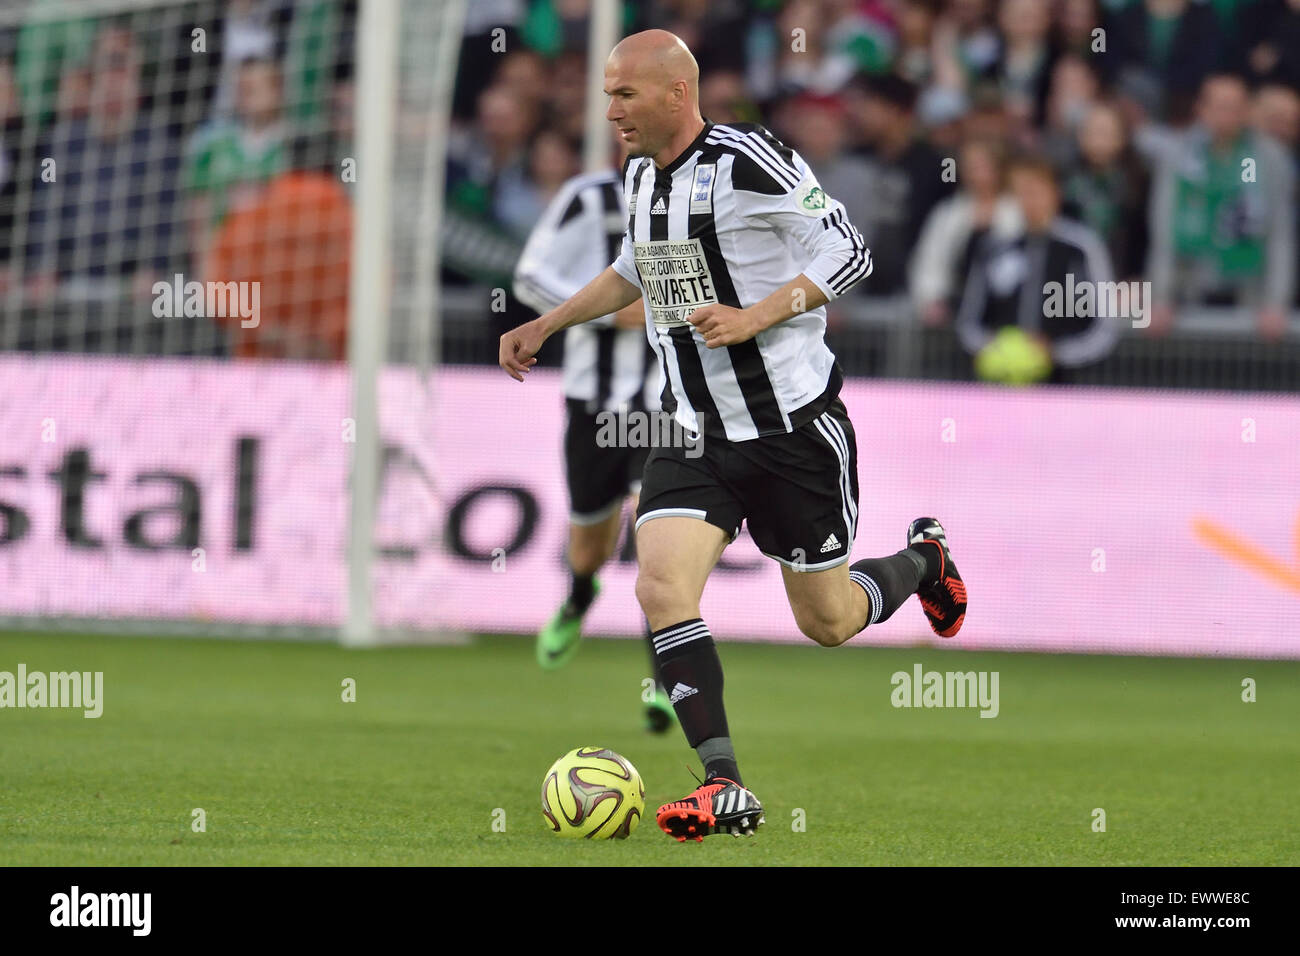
left=499, top=31, right=968, bottom=842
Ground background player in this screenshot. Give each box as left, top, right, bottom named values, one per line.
left=513, top=136, right=676, bottom=733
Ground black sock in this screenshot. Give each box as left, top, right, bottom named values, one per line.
left=567, top=571, right=596, bottom=614
left=849, top=549, right=927, bottom=629
left=908, top=541, right=942, bottom=584
left=644, top=619, right=665, bottom=692
left=651, top=618, right=740, bottom=785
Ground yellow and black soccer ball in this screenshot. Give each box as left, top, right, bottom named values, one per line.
left=540, top=747, right=645, bottom=839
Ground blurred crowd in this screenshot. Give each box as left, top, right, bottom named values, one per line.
left=450, top=0, right=1300, bottom=362
left=0, top=0, right=357, bottom=357
left=0, top=0, right=1296, bottom=369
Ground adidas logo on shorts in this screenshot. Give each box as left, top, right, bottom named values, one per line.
left=820, top=533, right=841, bottom=554
left=669, top=682, right=698, bottom=704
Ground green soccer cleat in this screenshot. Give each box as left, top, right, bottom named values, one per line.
left=644, top=687, right=677, bottom=734
left=536, top=577, right=600, bottom=670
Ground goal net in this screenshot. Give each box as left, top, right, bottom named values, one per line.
left=0, top=0, right=464, bottom=643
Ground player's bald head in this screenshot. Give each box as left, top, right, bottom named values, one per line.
left=607, top=29, right=699, bottom=100
left=604, top=30, right=703, bottom=163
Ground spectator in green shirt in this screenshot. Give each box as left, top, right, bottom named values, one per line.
left=1147, top=73, right=1296, bottom=339
left=185, top=56, right=289, bottom=272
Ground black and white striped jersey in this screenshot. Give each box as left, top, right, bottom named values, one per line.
left=611, top=120, right=872, bottom=442
left=514, top=169, right=657, bottom=413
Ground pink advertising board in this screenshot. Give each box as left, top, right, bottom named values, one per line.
left=1, top=354, right=1297, bottom=658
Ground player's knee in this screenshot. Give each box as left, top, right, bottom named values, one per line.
left=634, top=567, right=688, bottom=621
left=795, top=610, right=853, bottom=648
left=790, top=600, right=863, bottom=647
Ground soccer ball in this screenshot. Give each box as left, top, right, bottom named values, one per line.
left=540, top=747, right=645, bottom=839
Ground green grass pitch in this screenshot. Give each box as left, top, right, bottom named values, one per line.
left=2, top=630, right=1297, bottom=866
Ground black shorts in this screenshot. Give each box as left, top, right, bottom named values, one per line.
left=564, top=399, right=650, bottom=525
left=635, top=399, right=859, bottom=571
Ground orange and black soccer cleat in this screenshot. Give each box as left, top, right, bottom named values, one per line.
left=908, top=517, right=967, bottom=638
left=656, top=777, right=764, bottom=842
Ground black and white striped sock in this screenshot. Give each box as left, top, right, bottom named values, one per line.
left=651, top=618, right=740, bottom=784
left=849, top=549, right=927, bottom=630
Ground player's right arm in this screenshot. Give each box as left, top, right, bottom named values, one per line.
left=499, top=264, right=642, bottom=381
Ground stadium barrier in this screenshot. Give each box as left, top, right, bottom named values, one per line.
left=438, top=286, right=1300, bottom=392
left=2, top=355, right=1297, bottom=658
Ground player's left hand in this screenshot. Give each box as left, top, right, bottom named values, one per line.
left=688, top=304, right=761, bottom=348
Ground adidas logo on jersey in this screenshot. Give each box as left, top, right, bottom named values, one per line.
left=650, top=197, right=667, bottom=215
left=820, top=533, right=841, bottom=554
left=669, top=682, right=698, bottom=704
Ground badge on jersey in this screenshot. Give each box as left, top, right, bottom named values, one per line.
left=794, top=177, right=831, bottom=217
left=633, top=238, right=718, bottom=328
left=689, top=163, right=717, bottom=214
